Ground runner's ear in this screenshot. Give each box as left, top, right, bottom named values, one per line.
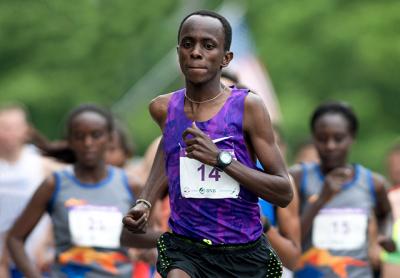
left=221, top=51, right=233, bottom=68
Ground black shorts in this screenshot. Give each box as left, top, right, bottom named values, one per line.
left=156, top=232, right=282, bottom=278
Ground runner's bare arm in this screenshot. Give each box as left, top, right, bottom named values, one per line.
left=372, top=174, right=392, bottom=226
left=268, top=178, right=301, bottom=269
left=7, top=176, right=56, bottom=278
left=241, top=93, right=292, bottom=206
left=372, top=174, right=396, bottom=252
left=367, top=213, right=381, bottom=270
left=122, top=95, right=171, bottom=233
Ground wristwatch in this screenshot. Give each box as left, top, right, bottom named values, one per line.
left=216, top=151, right=233, bottom=171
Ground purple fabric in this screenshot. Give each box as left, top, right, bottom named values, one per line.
left=163, top=88, right=262, bottom=244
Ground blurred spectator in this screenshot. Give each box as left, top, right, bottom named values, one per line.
left=0, top=104, right=63, bottom=277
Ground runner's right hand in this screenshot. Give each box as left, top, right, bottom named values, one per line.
left=319, top=167, right=352, bottom=203
left=122, top=202, right=150, bottom=233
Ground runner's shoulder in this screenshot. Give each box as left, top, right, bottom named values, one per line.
left=243, top=91, right=272, bottom=131
left=244, top=91, right=265, bottom=109
left=149, top=93, right=174, bottom=127
left=370, top=171, right=389, bottom=192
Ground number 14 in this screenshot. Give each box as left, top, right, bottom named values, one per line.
left=197, top=164, right=221, bottom=181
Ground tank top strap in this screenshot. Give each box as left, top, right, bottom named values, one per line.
left=166, top=89, right=185, bottom=124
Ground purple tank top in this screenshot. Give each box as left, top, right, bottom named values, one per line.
left=163, top=88, right=262, bottom=244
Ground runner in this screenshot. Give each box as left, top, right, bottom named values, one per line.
left=7, top=104, right=142, bottom=277
left=0, top=104, right=63, bottom=278
left=380, top=143, right=400, bottom=277
left=290, top=101, right=393, bottom=278
left=123, top=10, right=293, bottom=278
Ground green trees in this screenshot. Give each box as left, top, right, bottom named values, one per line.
left=0, top=0, right=179, bottom=140
left=1, top=0, right=398, bottom=172
left=247, top=0, right=400, bottom=171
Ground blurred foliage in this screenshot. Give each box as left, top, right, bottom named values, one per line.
left=0, top=0, right=180, bottom=141
left=1, top=0, right=399, bottom=174
left=247, top=0, right=400, bottom=173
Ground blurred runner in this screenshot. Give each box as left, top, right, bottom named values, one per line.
left=7, top=104, right=142, bottom=277
left=291, top=101, right=393, bottom=278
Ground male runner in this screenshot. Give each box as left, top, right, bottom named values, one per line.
left=123, top=10, right=293, bottom=278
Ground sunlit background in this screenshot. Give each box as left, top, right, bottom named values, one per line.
left=1, top=0, right=399, bottom=173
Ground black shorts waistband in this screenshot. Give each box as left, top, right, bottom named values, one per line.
left=168, top=232, right=265, bottom=252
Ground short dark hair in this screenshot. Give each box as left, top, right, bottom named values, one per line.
left=177, top=10, right=232, bottom=51
left=311, top=101, right=359, bottom=136
left=66, top=103, right=114, bottom=136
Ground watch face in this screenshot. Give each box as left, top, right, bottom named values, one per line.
left=220, top=151, right=232, bottom=164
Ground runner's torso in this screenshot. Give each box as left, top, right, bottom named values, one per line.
left=296, top=163, right=376, bottom=278
left=163, top=88, right=262, bottom=244
left=48, top=166, right=134, bottom=277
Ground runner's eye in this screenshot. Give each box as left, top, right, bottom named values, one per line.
left=181, top=40, right=192, bottom=48
left=204, top=42, right=215, bottom=50
left=92, top=131, right=104, bottom=139
left=334, top=134, right=346, bottom=143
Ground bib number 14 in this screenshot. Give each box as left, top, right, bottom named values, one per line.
left=197, top=164, right=221, bottom=181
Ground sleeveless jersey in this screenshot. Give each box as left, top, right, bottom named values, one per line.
left=48, top=166, right=134, bottom=278
left=295, top=163, right=376, bottom=278
left=163, top=88, right=262, bottom=244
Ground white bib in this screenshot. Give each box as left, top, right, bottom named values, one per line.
left=179, top=149, right=240, bottom=199
left=68, top=205, right=123, bottom=248
left=312, top=208, right=368, bottom=250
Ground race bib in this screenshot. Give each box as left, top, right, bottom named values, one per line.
left=179, top=149, right=240, bottom=199
left=68, top=205, right=123, bottom=248
left=312, top=208, right=368, bottom=250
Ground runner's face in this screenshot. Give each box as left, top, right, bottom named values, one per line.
left=178, top=15, right=228, bottom=84
left=0, top=109, right=29, bottom=153
left=68, top=112, right=110, bottom=167
left=313, top=113, right=353, bottom=170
